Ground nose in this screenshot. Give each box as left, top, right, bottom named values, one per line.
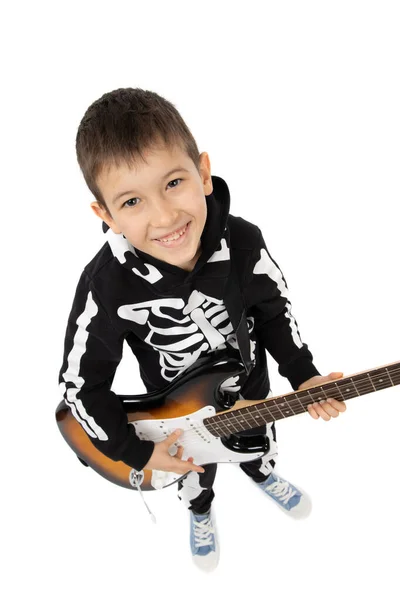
left=149, top=196, right=179, bottom=229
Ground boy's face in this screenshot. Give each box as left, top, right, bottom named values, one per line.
left=91, top=144, right=212, bottom=272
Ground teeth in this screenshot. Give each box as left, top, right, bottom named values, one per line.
left=157, top=223, right=187, bottom=242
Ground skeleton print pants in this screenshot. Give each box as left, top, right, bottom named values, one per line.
left=177, top=391, right=278, bottom=514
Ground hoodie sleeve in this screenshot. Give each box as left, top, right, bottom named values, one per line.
left=246, top=228, right=321, bottom=391
left=58, top=270, right=155, bottom=471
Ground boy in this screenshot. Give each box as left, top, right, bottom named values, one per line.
left=58, top=87, right=346, bottom=572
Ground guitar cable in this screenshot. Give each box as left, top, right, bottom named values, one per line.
left=129, top=469, right=157, bottom=524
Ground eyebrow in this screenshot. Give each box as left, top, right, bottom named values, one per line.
left=111, top=166, right=190, bottom=205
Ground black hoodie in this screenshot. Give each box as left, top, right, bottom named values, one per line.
left=58, top=175, right=321, bottom=471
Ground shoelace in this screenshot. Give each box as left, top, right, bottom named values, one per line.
left=263, top=477, right=298, bottom=505
left=193, top=514, right=215, bottom=548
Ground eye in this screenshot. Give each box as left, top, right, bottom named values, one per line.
left=167, top=178, right=182, bottom=189
left=123, top=198, right=139, bottom=208
left=122, top=179, right=183, bottom=208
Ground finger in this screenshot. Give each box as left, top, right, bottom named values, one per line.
left=314, top=402, right=339, bottom=420
left=165, top=429, right=183, bottom=447
left=171, top=428, right=183, bottom=440
left=177, top=446, right=194, bottom=462
left=321, top=399, right=347, bottom=416
left=172, top=451, right=205, bottom=473
left=184, top=459, right=205, bottom=473
left=307, top=404, right=319, bottom=419
left=328, top=399, right=347, bottom=412
left=311, top=402, right=331, bottom=421
left=174, top=448, right=201, bottom=470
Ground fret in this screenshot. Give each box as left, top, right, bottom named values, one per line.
left=307, top=389, right=316, bottom=406
left=387, top=364, right=400, bottom=385
left=350, top=377, right=360, bottom=396
left=386, top=367, right=395, bottom=387
left=204, top=419, right=218, bottom=436
left=315, top=387, right=328, bottom=401
left=246, top=409, right=260, bottom=429
left=271, top=399, right=287, bottom=419
left=367, top=373, right=377, bottom=392
left=291, top=389, right=314, bottom=410
left=317, top=382, right=341, bottom=401
left=295, top=389, right=313, bottom=408
left=261, top=401, right=277, bottom=423
left=352, top=372, right=374, bottom=395
left=272, top=397, right=296, bottom=418
left=253, top=403, right=267, bottom=425
left=225, top=410, right=246, bottom=434
left=339, top=379, right=359, bottom=399
left=283, top=396, right=297, bottom=416
left=244, top=407, right=262, bottom=429
left=334, top=381, right=346, bottom=401
left=370, top=367, right=391, bottom=391
left=289, top=402, right=306, bottom=416
left=293, top=393, right=306, bottom=412
left=230, top=408, right=256, bottom=432
left=211, top=413, right=232, bottom=437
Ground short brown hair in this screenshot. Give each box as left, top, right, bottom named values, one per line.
left=76, top=87, right=201, bottom=217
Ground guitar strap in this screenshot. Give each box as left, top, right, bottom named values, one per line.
left=223, top=251, right=255, bottom=377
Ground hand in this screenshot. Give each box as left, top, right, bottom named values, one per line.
left=142, top=429, right=205, bottom=474
left=298, top=372, right=347, bottom=421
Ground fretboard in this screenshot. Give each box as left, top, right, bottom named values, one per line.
left=203, top=360, right=400, bottom=438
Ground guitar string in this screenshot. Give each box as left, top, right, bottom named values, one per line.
left=134, top=366, right=400, bottom=447
left=138, top=367, right=400, bottom=447
left=207, top=367, right=400, bottom=436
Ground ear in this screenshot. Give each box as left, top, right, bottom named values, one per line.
left=90, top=202, right=121, bottom=234
left=199, top=151, right=213, bottom=196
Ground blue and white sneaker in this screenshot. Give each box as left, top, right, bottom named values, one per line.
left=256, top=471, right=312, bottom=519
left=190, top=507, right=219, bottom=571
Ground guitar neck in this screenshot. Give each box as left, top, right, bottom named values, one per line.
left=204, top=360, right=400, bottom=438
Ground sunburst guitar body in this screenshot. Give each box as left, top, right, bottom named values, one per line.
left=56, top=355, right=268, bottom=491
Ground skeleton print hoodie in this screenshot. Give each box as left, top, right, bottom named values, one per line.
left=58, top=174, right=321, bottom=471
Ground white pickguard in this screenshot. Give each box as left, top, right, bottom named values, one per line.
left=130, top=405, right=265, bottom=490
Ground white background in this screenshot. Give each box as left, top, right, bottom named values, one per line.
left=2, top=1, right=399, bottom=598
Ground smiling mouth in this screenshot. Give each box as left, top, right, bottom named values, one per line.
left=154, top=222, right=190, bottom=242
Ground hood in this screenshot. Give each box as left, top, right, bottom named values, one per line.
left=102, top=174, right=232, bottom=297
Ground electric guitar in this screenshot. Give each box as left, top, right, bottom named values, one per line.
left=56, top=352, right=399, bottom=492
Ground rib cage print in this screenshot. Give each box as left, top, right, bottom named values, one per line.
left=117, top=290, right=255, bottom=384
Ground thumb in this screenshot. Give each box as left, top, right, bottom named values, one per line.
left=330, top=372, right=344, bottom=379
